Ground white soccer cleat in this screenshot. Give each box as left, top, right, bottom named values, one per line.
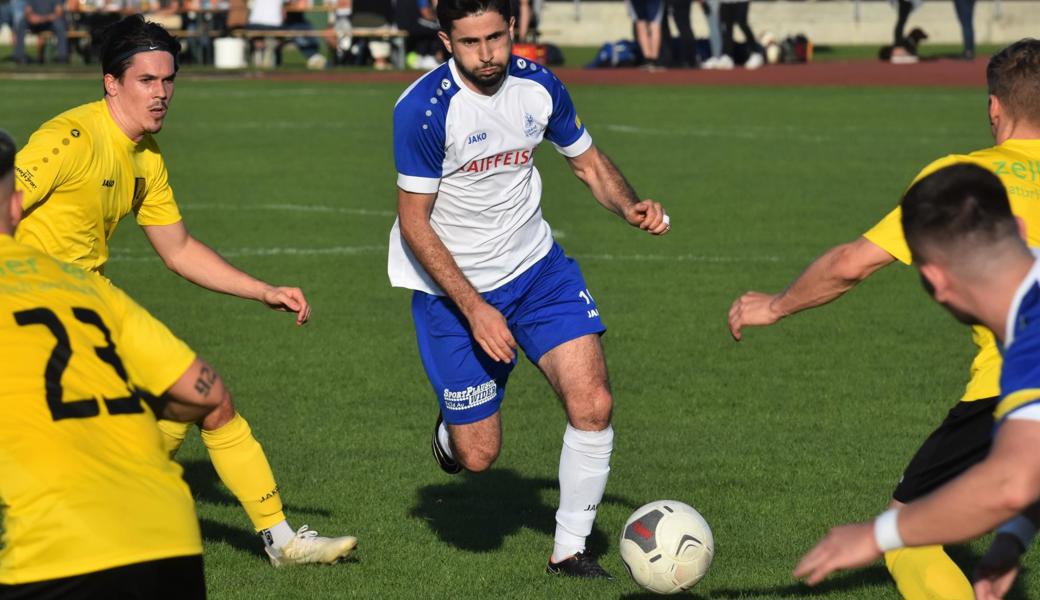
left=265, top=525, right=358, bottom=567
left=744, top=52, right=764, bottom=70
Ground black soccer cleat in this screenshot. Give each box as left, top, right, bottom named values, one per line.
left=431, top=414, right=462, bottom=475
left=546, top=552, right=614, bottom=580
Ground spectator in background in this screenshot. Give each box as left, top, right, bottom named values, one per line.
left=397, top=0, right=442, bottom=69
left=515, top=0, right=540, bottom=42
left=348, top=0, right=393, bottom=69
left=891, top=0, right=920, bottom=48
left=72, top=0, right=123, bottom=63
left=952, top=0, right=975, bottom=60
left=247, top=0, right=327, bottom=69
left=663, top=0, right=697, bottom=68
left=627, top=0, right=662, bottom=68
left=700, top=0, right=731, bottom=69
left=719, top=0, right=762, bottom=69
left=13, top=0, right=67, bottom=63
left=1, top=0, right=25, bottom=53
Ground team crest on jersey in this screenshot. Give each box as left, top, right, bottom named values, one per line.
left=522, top=113, right=538, bottom=137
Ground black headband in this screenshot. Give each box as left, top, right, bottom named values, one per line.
left=105, top=45, right=176, bottom=74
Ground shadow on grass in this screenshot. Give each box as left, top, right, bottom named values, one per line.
left=411, top=468, right=636, bottom=555
left=948, top=544, right=1031, bottom=600
left=179, top=459, right=335, bottom=555
left=697, top=565, right=892, bottom=599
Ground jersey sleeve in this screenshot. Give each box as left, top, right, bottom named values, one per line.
left=394, top=93, right=446, bottom=195
left=103, top=281, right=197, bottom=396
left=543, top=76, right=592, bottom=158
left=995, top=326, right=1040, bottom=425
left=861, top=156, right=963, bottom=265
left=15, top=118, right=90, bottom=213
left=862, top=207, right=911, bottom=264
left=134, top=145, right=183, bottom=227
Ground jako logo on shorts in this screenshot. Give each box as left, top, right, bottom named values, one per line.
left=443, top=380, right=497, bottom=411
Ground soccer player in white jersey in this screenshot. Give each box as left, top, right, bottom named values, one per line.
left=794, top=164, right=1040, bottom=600
left=389, top=0, right=670, bottom=579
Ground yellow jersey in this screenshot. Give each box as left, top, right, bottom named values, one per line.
left=863, top=139, right=1040, bottom=402
left=0, top=236, right=201, bottom=584
left=13, top=99, right=183, bottom=275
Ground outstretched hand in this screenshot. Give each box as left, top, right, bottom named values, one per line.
left=793, top=522, right=881, bottom=586
left=625, top=200, right=670, bottom=235
left=261, top=286, right=311, bottom=325
left=728, top=291, right=785, bottom=341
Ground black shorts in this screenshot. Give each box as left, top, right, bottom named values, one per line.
left=0, top=555, right=205, bottom=600
left=892, top=397, right=1000, bottom=503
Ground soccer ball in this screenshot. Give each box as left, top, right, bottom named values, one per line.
left=619, top=500, right=714, bottom=594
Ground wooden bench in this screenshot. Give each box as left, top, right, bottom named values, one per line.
left=233, top=26, right=408, bottom=68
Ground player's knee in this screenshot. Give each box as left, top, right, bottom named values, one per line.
left=568, top=388, right=613, bottom=431
left=456, top=444, right=500, bottom=473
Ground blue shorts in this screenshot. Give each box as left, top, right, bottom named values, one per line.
left=412, top=243, right=606, bottom=425
left=627, top=0, right=664, bottom=22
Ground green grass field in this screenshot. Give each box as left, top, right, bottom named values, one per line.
left=2, top=74, right=1032, bottom=599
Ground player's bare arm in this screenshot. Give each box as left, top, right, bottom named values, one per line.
left=565, top=144, right=669, bottom=235
left=728, top=236, right=895, bottom=341
left=794, top=420, right=1040, bottom=586
left=397, top=188, right=516, bottom=363
left=158, top=357, right=233, bottom=426
left=143, top=220, right=311, bottom=325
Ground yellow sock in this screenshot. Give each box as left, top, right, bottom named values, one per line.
left=200, top=414, right=287, bottom=531
left=157, top=419, right=192, bottom=459
left=884, top=546, right=974, bottom=600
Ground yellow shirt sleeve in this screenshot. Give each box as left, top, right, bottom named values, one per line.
left=102, top=280, right=196, bottom=396
left=134, top=144, right=182, bottom=227
left=14, top=118, right=90, bottom=213
left=861, top=155, right=965, bottom=265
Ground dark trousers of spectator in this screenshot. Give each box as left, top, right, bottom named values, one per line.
left=894, top=0, right=913, bottom=45
left=719, top=1, right=759, bottom=59
left=665, top=0, right=697, bottom=67
left=14, top=17, right=68, bottom=63
left=952, top=0, right=975, bottom=55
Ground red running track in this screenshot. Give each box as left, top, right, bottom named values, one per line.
left=257, top=57, right=986, bottom=88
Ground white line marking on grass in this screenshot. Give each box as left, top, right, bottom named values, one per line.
left=574, top=252, right=781, bottom=263
left=181, top=203, right=395, bottom=218
left=108, top=245, right=385, bottom=262
left=108, top=244, right=777, bottom=264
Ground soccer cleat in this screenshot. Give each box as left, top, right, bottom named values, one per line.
left=744, top=52, right=764, bottom=70
left=265, top=526, right=357, bottom=567
left=546, top=552, right=614, bottom=580
left=432, top=414, right=462, bottom=475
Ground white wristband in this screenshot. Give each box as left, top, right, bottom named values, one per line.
left=874, top=508, right=905, bottom=552
left=997, top=515, right=1037, bottom=551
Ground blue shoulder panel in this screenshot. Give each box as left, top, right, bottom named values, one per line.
left=394, top=63, right=461, bottom=179
left=507, top=56, right=586, bottom=148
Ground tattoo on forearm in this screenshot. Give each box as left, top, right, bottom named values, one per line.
left=194, top=366, right=219, bottom=397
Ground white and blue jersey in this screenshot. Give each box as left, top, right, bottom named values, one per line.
left=388, top=55, right=592, bottom=295
left=995, top=258, right=1040, bottom=425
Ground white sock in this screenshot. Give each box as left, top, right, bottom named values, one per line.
left=437, top=420, right=455, bottom=460
left=552, top=424, right=613, bottom=563
left=261, top=520, right=295, bottom=552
